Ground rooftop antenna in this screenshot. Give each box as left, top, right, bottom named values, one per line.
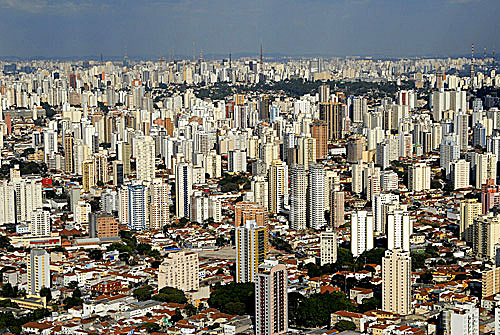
left=229, top=52, right=232, bottom=68
left=199, top=49, right=203, bottom=63
left=192, top=38, right=195, bottom=62
left=100, top=53, right=103, bottom=63
left=471, top=43, right=475, bottom=89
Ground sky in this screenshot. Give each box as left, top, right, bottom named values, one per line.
left=0, top=0, right=499, bottom=59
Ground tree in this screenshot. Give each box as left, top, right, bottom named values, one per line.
left=170, top=308, right=184, bottom=323
left=208, top=283, right=255, bottom=316
left=87, top=249, right=103, bottom=261
left=224, top=302, right=246, bottom=315
left=185, top=303, right=197, bottom=317
left=0, top=283, right=17, bottom=298
left=358, top=297, right=381, bottom=313
left=143, top=322, right=160, bottom=333
left=133, top=285, right=154, bottom=301
left=39, top=287, right=52, bottom=302
left=152, top=286, right=187, bottom=304
left=0, top=236, right=11, bottom=249
left=294, top=292, right=355, bottom=328
left=334, top=320, right=356, bottom=332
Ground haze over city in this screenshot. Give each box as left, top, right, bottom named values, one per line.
left=0, top=0, right=499, bottom=58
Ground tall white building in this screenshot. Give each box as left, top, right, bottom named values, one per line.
left=228, top=150, right=247, bottom=173
left=440, top=135, right=460, bottom=176
left=27, top=249, right=50, bottom=296
left=0, top=180, right=15, bottom=224
left=13, top=177, right=43, bottom=223
left=352, top=162, right=363, bottom=194
left=476, top=152, right=497, bottom=188
left=236, top=220, right=268, bottom=283
left=387, top=210, right=411, bottom=252
left=374, top=193, right=399, bottom=234
left=136, top=135, right=156, bottom=182
left=443, top=303, right=479, bottom=335
left=30, top=209, right=51, bottom=236
left=290, top=164, right=307, bottom=230
left=176, top=162, right=193, bottom=218
left=320, top=229, right=337, bottom=265
left=451, top=159, right=470, bottom=190
left=351, top=211, right=374, bottom=257
left=455, top=112, right=469, bottom=150
left=408, top=163, right=431, bottom=192
left=255, top=260, right=288, bottom=335
left=308, top=163, right=325, bottom=229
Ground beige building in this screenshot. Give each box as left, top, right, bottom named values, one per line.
left=268, top=160, right=288, bottom=214
left=482, top=267, right=500, bottom=298
left=408, top=163, right=430, bottom=192
left=382, top=249, right=411, bottom=315
left=473, top=213, right=500, bottom=260
left=320, top=229, right=337, bottom=266
left=476, top=152, right=497, bottom=189
left=460, top=199, right=481, bottom=243
left=158, top=251, right=199, bottom=292
left=236, top=220, right=268, bottom=283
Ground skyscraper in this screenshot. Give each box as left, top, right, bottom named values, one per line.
left=472, top=213, right=500, bottom=260
left=255, top=260, right=288, bottom=335
left=27, top=249, right=50, bottom=296
left=460, top=199, right=482, bottom=243
left=455, top=112, right=469, bottom=150
left=234, top=202, right=268, bottom=228
left=136, top=135, right=156, bottom=182
left=82, top=159, right=95, bottom=193
left=119, top=184, right=148, bottom=230
left=320, top=229, right=337, bottom=265
left=290, top=164, right=307, bottom=230
left=319, top=102, right=342, bottom=141
left=89, top=212, right=119, bottom=238
left=382, top=249, right=411, bottom=315
left=311, top=121, right=328, bottom=160
left=308, top=163, right=326, bottom=229
left=351, top=211, right=374, bottom=257
left=476, top=153, right=497, bottom=189
left=176, top=162, right=193, bottom=218
left=451, top=159, right=470, bottom=190
left=330, top=191, right=345, bottom=228
left=387, top=210, right=411, bottom=252
left=268, top=160, right=288, bottom=215
left=158, top=251, right=199, bottom=292
left=149, top=179, right=170, bottom=230
left=64, top=133, right=74, bottom=173
left=30, top=209, right=51, bottom=236
left=236, top=220, right=268, bottom=283
left=408, top=163, right=431, bottom=192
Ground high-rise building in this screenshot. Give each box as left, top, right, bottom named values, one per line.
left=228, top=150, right=247, bottom=173
left=387, top=210, right=411, bottom=252
left=320, top=229, right=337, bottom=265
left=236, top=220, right=268, bottom=283
left=460, top=199, right=482, bottom=243
left=119, top=184, right=148, bottom=230
left=408, top=163, right=431, bottom=192
left=297, top=136, right=316, bottom=171
left=308, top=163, right=325, bottom=229
left=136, top=135, right=156, bottom=182
left=30, top=209, right=51, bottom=236
left=455, top=112, right=469, bottom=150
left=330, top=191, right=345, bottom=228
left=351, top=211, right=374, bottom=257
left=176, top=163, right=193, bottom=218
left=89, top=212, right=119, bottom=238
left=0, top=180, right=15, bottom=225
left=94, top=152, right=109, bottom=185
left=473, top=213, right=500, bottom=260
left=12, top=177, right=43, bottom=224
left=319, top=83, right=330, bottom=103
left=82, top=159, right=95, bottom=193
left=440, top=135, right=460, bottom=177
left=440, top=303, right=479, bottom=335
left=319, top=102, right=342, bottom=141
left=235, top=202, right=268, bottom=228
left=268, top=160, right=288, bottom=214
left=255, top=260, right=288, bottom=335
left=352, top=162, right=364, bottom=194
left=311, top=121, right=328, bottom=160
left=112, top=160, right=124, bottom=186
left=482, top=267, right=500, bottom=298
left=476, top=153, right=497, bottom=189
left=149, top=179, right=170, bottom=230
left=290, top=164, right=307, bottom=230
left=64, top=134, right=74, bottom=173
left=27, top=249, right=50, bottom=296
left=158, top=251, right=199, bottom=292
left=382, top=249, right=411, bottom=315
left=451, top=159, right=470, bottom=190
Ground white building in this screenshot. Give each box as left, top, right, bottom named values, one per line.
left=320, top=229, right=337, bottom=266
left=351, top=211, right=374, bottom=257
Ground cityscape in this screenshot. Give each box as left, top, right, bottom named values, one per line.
left=0, top=1, right=500, bottom=335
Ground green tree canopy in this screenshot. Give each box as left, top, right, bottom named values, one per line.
left=152, top=286, right=187, bottom=304
left=208, top=283, right=255, bottom=316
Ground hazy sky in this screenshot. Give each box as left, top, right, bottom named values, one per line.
left=0, top=0, right=499, bottom=59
